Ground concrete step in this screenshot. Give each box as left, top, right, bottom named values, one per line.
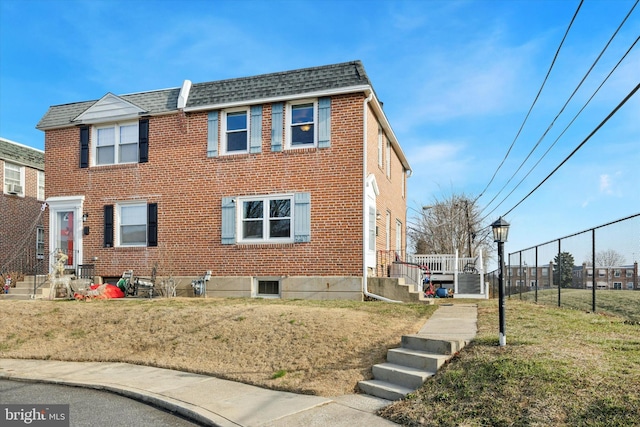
left=371, top=363, right=434, bottom=389
left=357, top=379, right=414, bottom=401
left=402, top=335, right=465, bottom=355
left=0, top=293, right=33, bottom=300
left=387, top=347, right=449, bottom=371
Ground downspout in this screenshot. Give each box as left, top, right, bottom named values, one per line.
left=362, top=92, right=401, bottom=303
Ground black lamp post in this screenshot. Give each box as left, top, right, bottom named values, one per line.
left=492, top=217, right=510, bottom=347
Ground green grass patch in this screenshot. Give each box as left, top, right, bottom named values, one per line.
left=380, top=299, right=640, bottom=426
left=271, top=369, right=287, bottom=379
left=519, top=289, right=640, bottom=322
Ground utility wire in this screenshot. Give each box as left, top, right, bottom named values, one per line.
left=481, top=35, right=639, bottom=222
left=480, top=0, right=638, bottom=217
left=501, top=83, right=640, bottom=218
left=474, top=0, right=584, bottom=203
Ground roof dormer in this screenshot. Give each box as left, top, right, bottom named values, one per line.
left=73, top=93, right=147, bottom=124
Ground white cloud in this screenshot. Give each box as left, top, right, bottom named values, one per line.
left=599, top=174, right=612, bottom=194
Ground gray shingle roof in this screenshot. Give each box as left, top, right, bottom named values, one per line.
left=37, top=61, right=371, bottom=130
left=36, top=88, right=181, bottom=130
left=186, top=60, right=371, bottom=108
left=0, top=138, right=44, bottom=170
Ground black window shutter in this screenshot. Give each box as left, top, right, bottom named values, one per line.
left=139, top=119, right=149, bottom=163
left=147, top=203, right=158, bottom=247
left=104, top=205, right=114, bottom=247
left=80, top=126, right=89, bottom=168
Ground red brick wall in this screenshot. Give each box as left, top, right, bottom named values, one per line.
left=0, top=160, right=44, bottom=269
left=365, top=105, right=407, bottom=258
left=44, top=93, right=367, bottom=279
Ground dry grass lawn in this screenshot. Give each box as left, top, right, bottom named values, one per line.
left=0, top=297, right=436, bottom=397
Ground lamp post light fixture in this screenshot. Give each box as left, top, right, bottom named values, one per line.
left=491, top=217, right=510, bottom=347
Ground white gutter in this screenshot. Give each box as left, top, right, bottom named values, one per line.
left=362, top=92, right=401, bottom=303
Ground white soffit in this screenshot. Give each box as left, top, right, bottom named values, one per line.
left=73, top=93, right=147, bottom=124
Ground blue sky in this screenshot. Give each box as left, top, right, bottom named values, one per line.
left=1, top=0, right=638, bottom=262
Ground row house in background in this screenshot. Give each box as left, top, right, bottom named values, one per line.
left=0, top=137, right=46, bottom=273
left=36, top=61, right=411, bottom=300
left=572, top=263, right=639, bottom=290
left=507, top=264, right=554, bottom=291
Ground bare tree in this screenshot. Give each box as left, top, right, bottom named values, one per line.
left=408, top=194, right=492, bottom=259
left=584, top=249, right=626, bottom=267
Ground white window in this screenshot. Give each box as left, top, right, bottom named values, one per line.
left=395, top=219, right=402, bottom=252
left=37, top=170, right=45, bottom=200
left=614, top=270, right=621, bottom=277
left=238, top=195, right=293, bottom=243
left=287, top=100, right=316, bottom=148
left=4, top=162, right=24, bottom=196
left=117, top=203, right=147, bottom=246
left=627, top=270, right=633, bottom=278
left=628, top=282, right=634, bottom=290
left=385, top=211, right=390, bottom=251
left=385, top=140, right=391, bottom=178
left=222, top=108, right=249, bottom=153
left=377, top=127, right=383, bottom=167
left=613, top=282, right=622, bottom=290
left=94, top=122, right=139, bottom=165
left=36, top=226, right=45, bottom=259
left=254, top=278, right=281, bottom=298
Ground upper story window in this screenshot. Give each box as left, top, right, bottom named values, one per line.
left=3, top=162, right=24, bottom=196
left=37, top=170, right=45, bottom=200
left=627, top=270, right=633, bottom=278
left=377, top=127, right=383, bottom=168
left=223, top=109, right=249, bottom=153
left=94, top=122, right=139, bottom=165
left=240, top=195, right=293, bottom=243
left=385, top=140, right=391, bottom=178
left=287, top=100, right=317, bottom=148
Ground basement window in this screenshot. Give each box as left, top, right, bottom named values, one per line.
left=255, top=278, right=280, bottom=298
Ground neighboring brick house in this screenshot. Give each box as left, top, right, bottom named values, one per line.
left=36, top=61, right=411, bottom=300
left=572, top=263, right=639, bottom=290
left=0, top=137, right=46, bottom=273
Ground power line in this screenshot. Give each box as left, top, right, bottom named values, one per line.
left=501, top=82, right=640, bottom=218
left=480, top=0, right=638, bottom=217
left=474, top=0, right=584, bottom=203
left=481, top=35, right=639, bottom=222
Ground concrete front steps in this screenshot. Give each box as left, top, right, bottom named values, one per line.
left=0, top=275, right=47, bottom=300
left=358, top=335, right=465, bottom=400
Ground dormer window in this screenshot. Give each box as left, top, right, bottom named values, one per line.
left=94, top=122, right=139, bottom=165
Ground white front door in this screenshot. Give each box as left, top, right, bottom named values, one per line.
left=47, top=196, right=84, bottom=271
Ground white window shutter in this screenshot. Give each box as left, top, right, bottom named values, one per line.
left=294, top=192, right=311, bottom=243
left=271, top=102, right=283, bottom=152
left=250, top=105, right=262, bottom=153
left=208, top=111, right=219, bottom=157
left=318, top=97, right=331, bottom=148
left=221, top=197, right=236, bottom=244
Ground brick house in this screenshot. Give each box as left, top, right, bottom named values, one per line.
left=36, top=61, right=411, bottom=300
left=0, top=137, right=46, bottom=274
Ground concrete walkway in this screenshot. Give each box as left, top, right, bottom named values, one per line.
left=0, top=304, right=477, bottom=427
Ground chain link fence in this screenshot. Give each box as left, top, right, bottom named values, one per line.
left=487, top=213, right=640, bottom=321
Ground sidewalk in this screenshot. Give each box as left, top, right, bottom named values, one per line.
left=0, top=304, right=477, bottom=427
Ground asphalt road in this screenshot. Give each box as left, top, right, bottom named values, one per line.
left=0, top=379, right=203, bottom=426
